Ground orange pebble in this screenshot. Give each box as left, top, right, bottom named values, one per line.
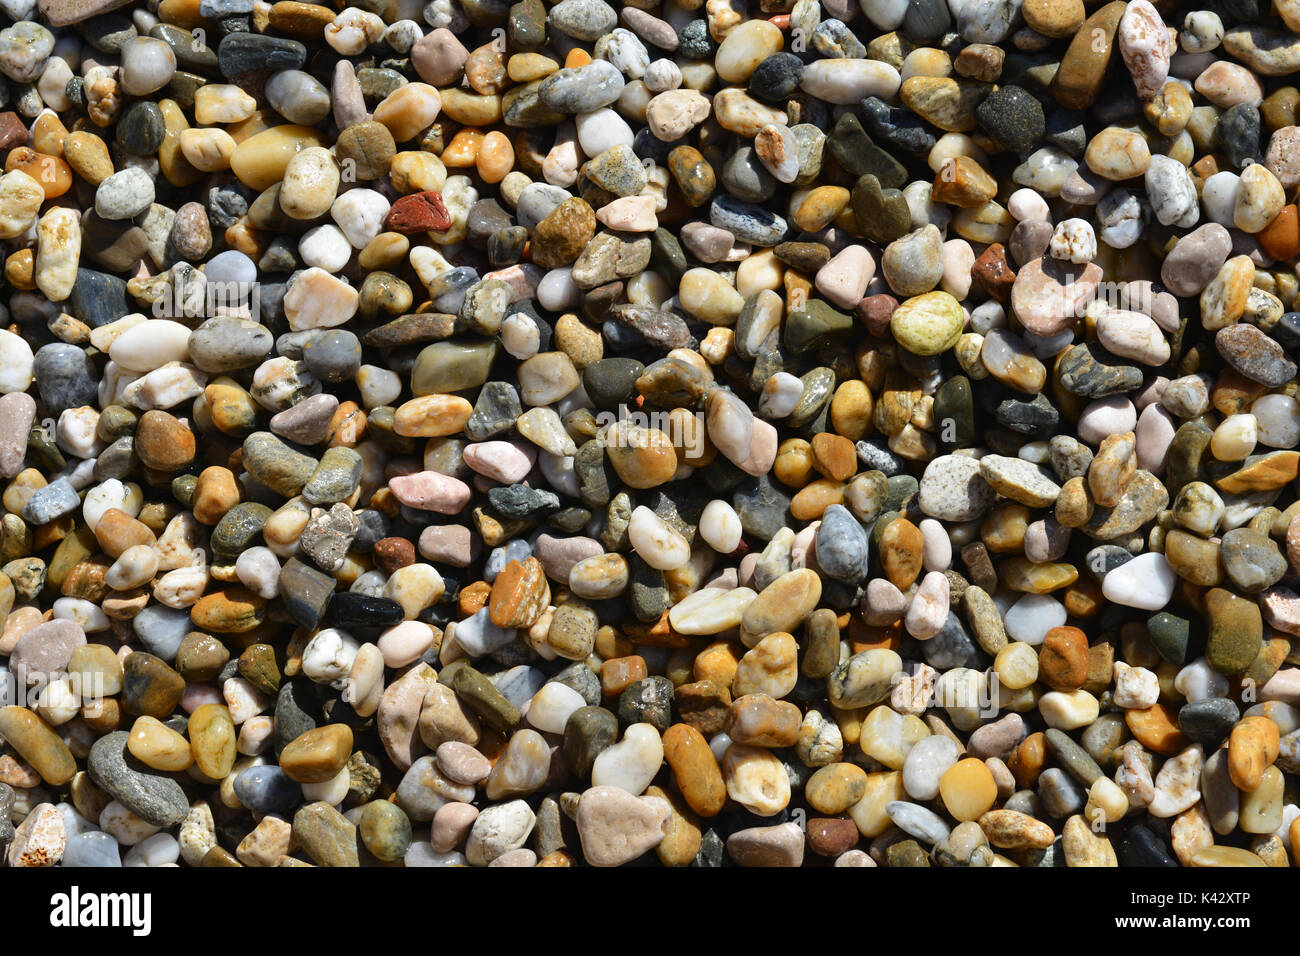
left=5, top=147, right=72, bottom=198
left=4, top=249, right=35, bottom=290
left=601, top=655, right=647, bottom=697
left=1125, top=702, right=1190, bottom=756
left=1258, top=205, right=1300, bottom=260
left=564, top=48, right=592, bottom=68
left=458, top=580, right=491, bottom=617
left=223, top=219, right=264, bottom=259
left=476, top=130, right=514, bottom=184
left=441, top=128, right=483, bottom=167
left=31, top=113, right=69, bottom=156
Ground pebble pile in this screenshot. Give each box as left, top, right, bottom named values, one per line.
left=0, top=0, right=1298, bottom=871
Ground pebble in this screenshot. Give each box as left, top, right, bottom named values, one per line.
left=576, top=786, right=669, bottom=866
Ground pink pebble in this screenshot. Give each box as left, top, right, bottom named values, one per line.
left=181, top=683, right=223, bottom=712
left=432, top=802, right=479, bottom=853
left=702, top=567, right=740, bottom=590
left=463, top=440, right=536, bottom=484
left=389, top=471, right=472, bottom=514
left=533, top=533, right=603, bottom=582
left=1135, top=403, right=1176, bottom=475
left=738, top=421, right=774, bottom=478
left=736, top=552, right=759, bottom=589
left=378, top=620, right=437, bottom=668
left=1133, top=376, right=1168, bottom=411
left=484, top=263, right=543, bottom=301
left=1008, top=188, right=1050, bottom=221
left=1025, top=518, right=1070, bottom=563
left=941, top=238, right=975, bottom=300
left=905, top=571, right=949, bottom=640
left=864, top=577, right=908, bottom=625
left=1261, top=586, right=1300, bottom=637
left=238, top=716, right=275, bottom=755
left=1260, top=668, right=1300, bottom=706
left=418, top=524, right=478, bottom=567
left=918, top=518, right=952, bottom=571
left=489, top=848, right=538, bottom=866
left=814, top=244, right=875, bottom=309
left=791, top=522, right=819, bottom=569
left=738, top=418, right=778, bottom=477
left=1077, top=396, right=1137, bottom=446
left=410, top=27, right=467, bottom=85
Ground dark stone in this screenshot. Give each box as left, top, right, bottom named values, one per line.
left=121, top=652, right=185, bottom=719
left=302, top=329, right=361, bottom=383
left=563, top=705, right=618, bottom=778
left=617, top=676, right=674, bottom=731
left=33, top=344, right=97, bottom=415
left=676, top=19, right=713, bottom=59
left=1147, top=610, right=1192, bottom=664
left=551, top=661, right=602, bottom=706
left=1044, top=107, right=1088, bottom=157
left=1117, top=824, right=1179, bottom=867
left=732, top=474, right=792, bottom=541
left=1215, top=103, right=1260, bottom=170
left=1044, top=728, right=1103, bottom=786
left=583, top=358, right=644, bottom=409
left=784, top=300, right=853, bottom=354
left=273, top=679, right=322, bottom=755
left=933, top=375, right=975, bottom=448
left=465, top=381, right=523, bottom=440
left=324, top=592, right=405, bottom=629
left=87, top=731, right=189, bottom=827
left=438, top=659, right=520, bottom=732
left=279, top=557, right=337, bottom=630
left=851, top=173, right=912, bottom=244
left=1085, top=544, right=1135, bottom=581
left=488, top=483, right=561, bottom=519
left=69, top=269, right=128, bottom=328
left=233, top=765, right=302, bottom=815
left=628, top=555, right=670, bottom=623
left=996, top=393, right=1059, bottom=434
left=855, top=439, right=905, bottom=476
left=1058, top=342, right=1144, bottom=397
left=976, top=85, right=1045, bottom=154
left=827, top=112, right=907, bottom=188
left=218, top=32, right=306, bottom=76
left=901, top=0, right=952, bottom=43
left=860, top=95, right=937, bottom=155
left=748, top=52, right=803, bottom=103
left=115, top=101, right=165, bottom=155
left=1178, top=697, right=1240, bottom=746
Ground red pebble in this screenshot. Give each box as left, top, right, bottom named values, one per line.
left=0, top=112, right=29, bottom=151
left=855, top=293, right=898, bottom=338
left=972, top=242, right=1017, bottom=303
left=385, top=190, right=452, bottom=234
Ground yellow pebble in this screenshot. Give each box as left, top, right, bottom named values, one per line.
left=127, top=715, right=193, bottom=772
left=939, top=757, right=998, bottom=822
left=507, top=53, right=559, bottom=82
